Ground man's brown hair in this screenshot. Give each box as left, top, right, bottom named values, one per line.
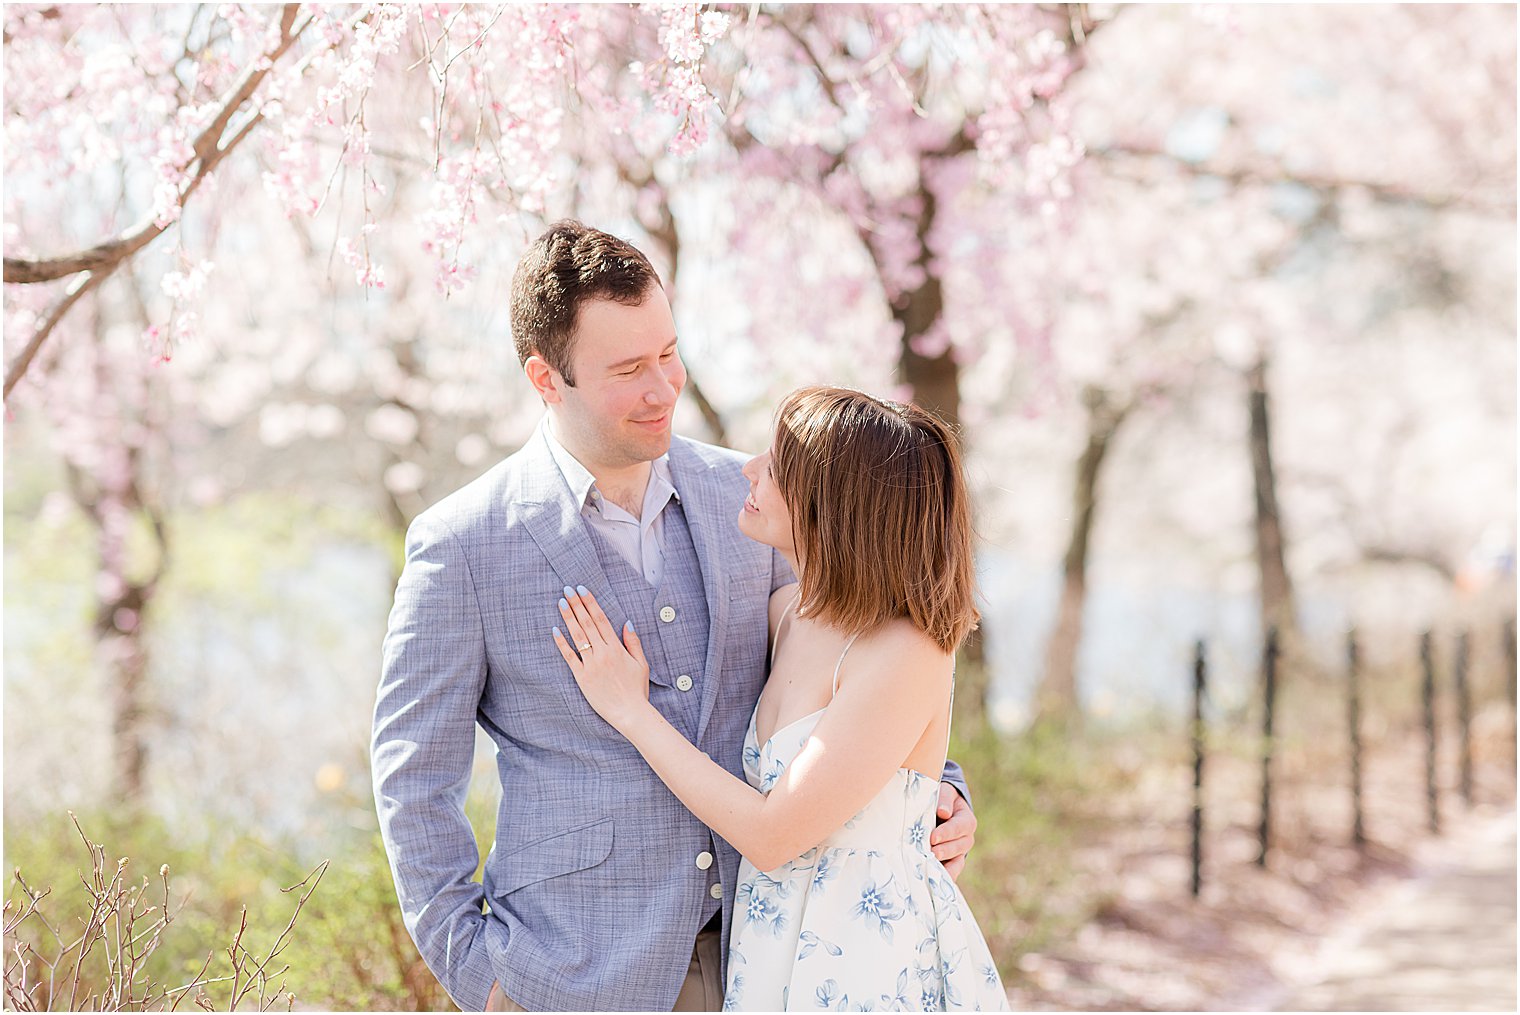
left=772, top=386, right=980, bottom=654
left=510, top=220, right=662, bottom=385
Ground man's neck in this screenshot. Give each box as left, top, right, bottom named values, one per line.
left=549, top=418, right=653, bottom=519
left=595, top=462, right=652, bottom=519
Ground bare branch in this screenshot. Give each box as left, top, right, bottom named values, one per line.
left=776, top=18, right=849, bottom=119
left=1360, top=545, right=1458, bottom=581
left=1092, top=141, right=1516, bottom=217
left=3, top=270, right=104, bottom=399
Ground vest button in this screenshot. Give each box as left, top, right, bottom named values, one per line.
left=659, top=605, right=677, bottom=623
left=709, top=883, right=724, bottom=900
left=676, top=674, right=694, bottom=692
left=696, top=851, right=714, bottom=870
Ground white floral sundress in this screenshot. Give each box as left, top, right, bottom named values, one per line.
left=723, top=619, right=1010, bottom=1012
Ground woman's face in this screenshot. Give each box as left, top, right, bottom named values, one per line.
left=738, top=446, right=794, bottom=554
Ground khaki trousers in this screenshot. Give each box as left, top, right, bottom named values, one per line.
left=486, top=915, right=724, bottom=1012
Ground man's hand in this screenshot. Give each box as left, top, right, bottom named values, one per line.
left=930, top=783, right=976, bottom=880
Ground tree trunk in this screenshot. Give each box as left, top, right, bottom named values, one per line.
left=1035, top=385, right=1129, bottom=724
left=96, top=580, right=152, bottom=802
left=1247, top=358, right=1297, bottom=644
left=633, top=183, right=730, bottom=447
left=884, top=177, right=991, bottom=726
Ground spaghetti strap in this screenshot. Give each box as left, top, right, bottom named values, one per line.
left=769, top=590, right=801, bottom=671
left=944, top=667, right=957, bottom=756
left=830, top=632, right=862, bottom=698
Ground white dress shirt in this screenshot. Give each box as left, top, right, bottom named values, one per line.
left=543, top=418, right=680, bottom=588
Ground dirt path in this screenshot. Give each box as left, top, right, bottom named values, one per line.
left=1273, top=806, right=1516, bottom=1012
left=1002, top=713, right=1517, bottom=1011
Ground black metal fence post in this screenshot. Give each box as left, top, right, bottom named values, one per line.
left=1257, top=626, right=1278, bottom=867
left=1191, top=639, right=1206, bottom=898
left=1421, top=630, right=1440, bottom=834
left=1455, top=630, right=1472, bottom=807
left=1347, top=628, right=1365, bottom=849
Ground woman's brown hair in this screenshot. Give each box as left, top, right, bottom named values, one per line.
left=771, top=386, right=980, bottom=654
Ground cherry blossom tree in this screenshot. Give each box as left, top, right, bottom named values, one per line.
left=10, top=3, right=1509, bottom=758
left=1022, top=3, right=1516, bottom=717
left=25, top=263, right=194, bottom=803
left=3, top=2, right=741, bottom=798
left=3, top=3, right=733, bottom=399
left=6, top=4, right=1102, bottom=743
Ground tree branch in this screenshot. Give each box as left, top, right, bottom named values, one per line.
left=4, top=4, right=306, bottom=286
left=1360, top=545, right=1457, bottom=582
left=3, top=271, right=104, bottom=399
left=4, top=5, right=315, bottom=403
left=1092, top=141, right=1515, bottom=216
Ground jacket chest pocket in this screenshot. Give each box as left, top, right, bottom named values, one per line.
left=724, top=573, right=771, bottom=675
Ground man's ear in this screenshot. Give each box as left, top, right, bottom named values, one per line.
left=524, top=355, right=563, bottom=404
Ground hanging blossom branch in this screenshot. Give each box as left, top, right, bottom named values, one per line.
left=2, top=4, right=311, bottom=401
left=3, top=7, right=307, bottom=285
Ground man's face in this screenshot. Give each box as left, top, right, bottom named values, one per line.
left=551, top=287, right=686, bottom=471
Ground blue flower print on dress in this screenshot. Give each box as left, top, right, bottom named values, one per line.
left=905, top=818, right=928, bottom=853
left=852, top=877, right=904, bottom=943
left=738, top=878, right=789, bottom=937
left=722, top=972, right=744, bottom=1011
left=722, top=700, right=1008, bottom=1010
left=927, top=873, right=964, bottom=923
left=936, top=949, right=964, bottom=1009
left=797, top=930, right=843, bottom=961
left=758, top=756, right=786, bottom=793
left=755, top=868, right=799, bottom=901
left=878, top=969, right=913, bottom=1011
left=810, top=851, right=841, bottom=894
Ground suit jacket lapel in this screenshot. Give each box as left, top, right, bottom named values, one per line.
left=512, top=427, right=625, bottom=645
left=668, top=437, right=730, bottom=743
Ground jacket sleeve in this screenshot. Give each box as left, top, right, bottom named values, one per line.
left=371, top=510, right=504, bottom=1012
left=939, top=757, right=973, bottom=810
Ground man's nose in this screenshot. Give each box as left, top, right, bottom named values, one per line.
left=645, top=364, right=679, bottom=404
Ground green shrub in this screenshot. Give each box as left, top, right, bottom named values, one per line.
left=4, top=813, right=324, bottom=1011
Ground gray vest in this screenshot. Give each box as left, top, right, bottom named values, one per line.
left=585, top=500, right=712, bottom=737
left=585, top=500, right=722, bottom=919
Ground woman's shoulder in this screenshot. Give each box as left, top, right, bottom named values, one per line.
left=849, top=618, right=953, bottom=685
left=767, top=582, right=801, bottom=638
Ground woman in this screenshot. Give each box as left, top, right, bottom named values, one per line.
left=550, top=386, right=1008, bottom=1011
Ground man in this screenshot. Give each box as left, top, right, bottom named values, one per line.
left=372, top=220, right=977, bottom=1012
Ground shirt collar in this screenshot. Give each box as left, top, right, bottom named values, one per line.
left=543, top=417, right=598, bottom=512
left=541, top=416, right=680, bottom=518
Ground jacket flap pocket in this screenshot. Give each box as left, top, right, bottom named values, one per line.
left=497, top=816, right=614, bottom=896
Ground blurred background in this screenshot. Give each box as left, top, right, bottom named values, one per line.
left=4, top=4, right=1515, bottom=1010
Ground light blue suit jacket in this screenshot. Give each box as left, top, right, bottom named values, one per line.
left=371, top=426, right=969, bottom=1011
